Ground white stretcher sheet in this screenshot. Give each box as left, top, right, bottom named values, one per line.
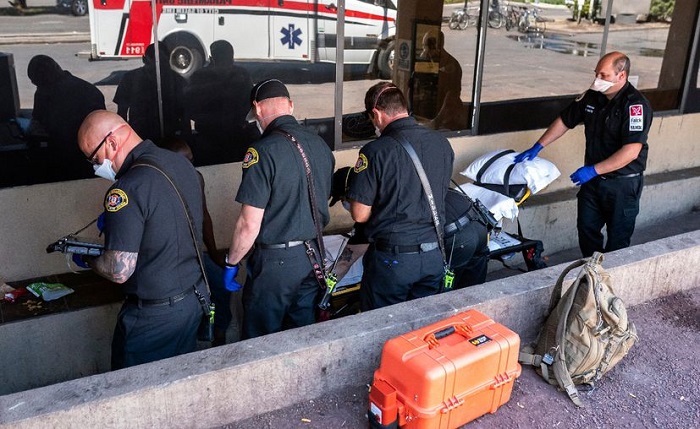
left=460, top=150, right=561, bottom=194
left=323, top=235, right=363, bottom=287
left=456, top=183, right=519, bottom=221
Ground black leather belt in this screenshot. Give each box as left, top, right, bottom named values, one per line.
left=125, top=287, right=194, bottom=307
left=601, top=172, right=641, bottom=180
left=375, top=241, right=439, bottom=254
left=258, top=240, right=305, bottom=249
left=444, top=214, right=471, bottom=237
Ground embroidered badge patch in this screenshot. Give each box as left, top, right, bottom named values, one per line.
left=629, top=104, right=644, bottom=131
left=105, top=189, right=128, bottom=212
left=242, top=148, right=259, bottom=169
left=354, top=154, right=368, bottom=173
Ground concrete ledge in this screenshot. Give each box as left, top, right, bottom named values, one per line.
left=2, top=230, right=700, bottom=428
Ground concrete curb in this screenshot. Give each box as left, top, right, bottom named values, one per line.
left=0, top=32, right=89, bottom=45
left=1, top=230, right=699, bottom=428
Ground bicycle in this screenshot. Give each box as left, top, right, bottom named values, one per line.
left=505, top=5, right=527, bottom=31
left=448, top=6, right=479, bottom=30
left=518, top=7, right=547, bottom=34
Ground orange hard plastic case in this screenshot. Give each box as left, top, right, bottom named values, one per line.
left=369, top=309, right=521, bottom=429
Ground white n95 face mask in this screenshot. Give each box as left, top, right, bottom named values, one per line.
left=374, top=127, right=381, bottom=137
left=590, top=78, right=614, bottom=93
left=93, top=158, right=117, bottom=182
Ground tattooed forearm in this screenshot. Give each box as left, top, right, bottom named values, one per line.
left=90, top=250, right=138, bottom=284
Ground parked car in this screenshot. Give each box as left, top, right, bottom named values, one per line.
left=56, top=0, right=88, bottom=16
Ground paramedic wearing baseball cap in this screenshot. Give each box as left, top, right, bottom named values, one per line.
left=225, top=79, right=335, bottom=339
left=514, top=51, right=652, bottom=257
left=346, top=82, right=454, bottom=311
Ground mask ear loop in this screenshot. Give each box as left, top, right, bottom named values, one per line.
left=372, top=85, right=397, bottom=112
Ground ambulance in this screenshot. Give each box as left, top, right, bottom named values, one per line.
left=87, top=0, right=398, bottom=78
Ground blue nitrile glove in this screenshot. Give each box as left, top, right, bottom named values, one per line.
left=570, top=165, right=598, bottom=186
left=223, top=264, right=242, bottom=292
left=513, top=142, right=544, bottom=163
left=72, top=253, right=90, bottom=269
left=96, top=212, right=106, bottom=234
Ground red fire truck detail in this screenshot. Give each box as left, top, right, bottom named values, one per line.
left=88, top=0, right=397, bottom=78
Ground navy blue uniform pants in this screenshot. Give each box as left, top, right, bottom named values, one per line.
left=241, top=244, right=320, bottom=340
left=111, top=291, right=201, bottom=370
left=360, top=245, right=443, bottom=311
left=445, top=221, right=489, bottom=289
left=577, top=175, right=643, bottom=257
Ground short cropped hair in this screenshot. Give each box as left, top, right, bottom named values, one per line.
left=364, top=82, right=408, bottom=117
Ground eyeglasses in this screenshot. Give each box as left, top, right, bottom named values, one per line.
left=86, top=131, right=113, bottom=165
left=86, top=123, right=127, bottom=165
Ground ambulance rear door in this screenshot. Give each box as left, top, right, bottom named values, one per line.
left=213, top=0, right=272, bottom=61
left=270, top=0, right=311, bottom=61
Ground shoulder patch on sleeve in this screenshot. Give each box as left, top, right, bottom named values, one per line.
left=353, top=153, right=368, bottom=173
left=629, top=104, right=644, bottom=131
left=242, top=148, right=259, bottom=169
left=105, top=189, right=129, bottom=212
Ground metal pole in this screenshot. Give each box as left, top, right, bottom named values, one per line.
left=679, top=8, right=700, bottom=113
left=599, top=0, right=614, bottom=57
left=470, top=0, right=490, bottom=134
left=151, top=0, right=165, bottom=139
left=334, top=0, right=345, bottom=150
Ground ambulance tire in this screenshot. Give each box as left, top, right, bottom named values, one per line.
left=165, top=37, right=204, bottom=78
left=71, top=0, right=87, bottom=16
left=377, top=40, right=395, bottom=80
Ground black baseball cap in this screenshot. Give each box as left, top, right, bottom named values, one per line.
left=245, top=79, right=290, bottom=122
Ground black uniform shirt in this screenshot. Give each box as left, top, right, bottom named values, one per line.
left=103, top=140, right=204, bottom=299
left=560, top=82, right=652, bottom=175
left=236, top=115, right=335, bottom=244
left=445, top=189, right=474, bottom=225
left=347, top=116, right=455, bottom=245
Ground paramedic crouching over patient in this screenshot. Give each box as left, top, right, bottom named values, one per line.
left=514, top=51, right=652, bottom=257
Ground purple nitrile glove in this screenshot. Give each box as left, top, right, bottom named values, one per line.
left=72, top=253, right=90, bottom=269
left=513, top=142, right=544, bottom=163
left=223, top=264, right=242, bottom=292
left=570, top=165, right=598, bottom=186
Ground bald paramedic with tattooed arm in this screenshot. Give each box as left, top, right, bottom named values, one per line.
left=75, top=110, right=208, bottom=370
left=514, top=51, right=652, bottom=257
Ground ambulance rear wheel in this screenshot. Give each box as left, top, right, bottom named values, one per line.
left=377, top=40, right=395, bottom=79
left=167, top=41, right=203, bottom=78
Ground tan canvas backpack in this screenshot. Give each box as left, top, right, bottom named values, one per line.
left=519, top=252, right=638, bottom=406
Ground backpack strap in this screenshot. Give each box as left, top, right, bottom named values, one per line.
left=551, top=252, right=604, bottom=407
left=518, top=256, right=590, bottom=384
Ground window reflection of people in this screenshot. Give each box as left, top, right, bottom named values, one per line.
left=113, top=44, right=187, bottom=144
left=186, top=40, right=259, bottom=164
left=27, top=54, right=105, bottom=181
left=428, top=31, right=469, bottom=131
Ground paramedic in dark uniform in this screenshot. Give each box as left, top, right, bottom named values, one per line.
left=75, top=110, right=206, bottom=370
left=444, top=189, right=490, bottom=288
left=224, top=79, right=334, bottom=339
left=515, top=52, right=652, bottom=257
left=347, top=82, right=454, bottom=311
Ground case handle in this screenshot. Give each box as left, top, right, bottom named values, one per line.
left=425, top=324, right=474, bottom=349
